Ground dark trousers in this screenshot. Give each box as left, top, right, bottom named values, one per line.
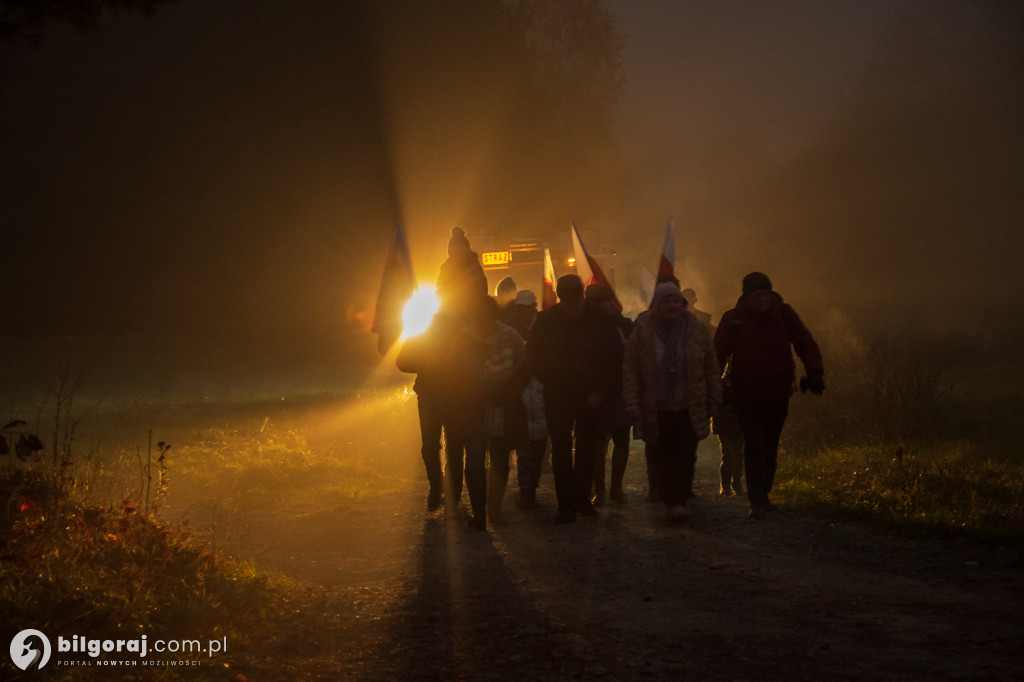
left=545, top=390, right=601, bottom=512
left=417, top=396, right=444, bottom=494
left=488, top=436, right=512, bottom=487
left=445, top=425, right=487, bottom=518
left=718, top=431, right=745, bottom=489
left=516, top=437, right=547, bottom=494
left=651, top=410, right=699, bottom=508
left=594, top=426, right=630, bottom=496
left=735, top=398, right=790, bottom=507
left=464, top=427, right=488, bottom=521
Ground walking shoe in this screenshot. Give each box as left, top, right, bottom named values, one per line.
left=576, top=502, right=599, bottom=517
left=732, top=482, right=745, bottom=496
left=610, top=489, right=629, bottom=504
left=467, top=516, right=486, bottom=531
left=748, top=506, right=766, bottom=520
left=427, top=489, right=443, bottom=511
left=555, top=508, right=576, bottom=524
left=666, top=505, right=689, bottom=524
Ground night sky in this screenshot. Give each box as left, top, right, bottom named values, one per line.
left=3, top=0, right=1022, bottom=354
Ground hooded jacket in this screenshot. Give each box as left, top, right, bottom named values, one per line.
left=714, top=292, right=823, bottom=402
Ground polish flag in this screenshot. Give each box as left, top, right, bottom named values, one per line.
left=640, top=265, right=656, bottom=308
left=658, top=218, right=675, bottom=278
left=371, top=222, right=416, bottom=355
left=542, top=248, right=558, bottom=309
left=570, top=221, right=621, bottom=311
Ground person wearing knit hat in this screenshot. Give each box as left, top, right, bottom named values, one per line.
left=714, top=272, right=825, bottom=520
left=436, top=226, right=487, bottom=318
left=741, top=272, right=773, bottom=297
left=623, top=281, right=722, bottom=524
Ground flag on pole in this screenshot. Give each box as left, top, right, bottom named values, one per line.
left=658, top=218, right=675, bottom=278
left=570, top=222, right=596, bottom=287
left=570, top=221, right=621, bottom=311
left=542, top=248, right=558, bottom=309
left=640, top=265, right=656, bottom=307
left=372, top=222, right=416, bottom=355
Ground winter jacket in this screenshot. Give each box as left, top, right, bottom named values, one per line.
left=714, top=292, right=823, bottom=402
left=480, top=321, right=527, bottom=438
left=528, top=303, right=622, bottom=402
left=623, top=309, right=722, bottom=443
left=396, top=313, right=465, bottom=400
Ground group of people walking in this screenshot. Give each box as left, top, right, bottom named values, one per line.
left=398, top=227, right=825, bottom=529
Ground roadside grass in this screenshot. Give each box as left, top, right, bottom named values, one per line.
left=167, top=388, right=421, bottom=513
left=779, top=442, right=1024, bottom=546
left=0, top=385, right=417, bottom=680
left=0, top=465, right=294, bottom=680
left=777, top=326, right=1024, bottom=550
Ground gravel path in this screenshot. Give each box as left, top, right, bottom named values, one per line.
left=189, top=430, right=1024, bottom=682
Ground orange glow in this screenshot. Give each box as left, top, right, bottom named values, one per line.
left=401, top=286, right=439, bottom=338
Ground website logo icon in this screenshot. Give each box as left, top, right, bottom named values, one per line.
left=10, top=629, right=51, bottom=671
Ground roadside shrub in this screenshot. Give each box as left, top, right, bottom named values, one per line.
left=0, top=465, right=290, bottom=677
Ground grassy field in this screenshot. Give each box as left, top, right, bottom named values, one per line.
left=779, top=327, right=1024, bottom=547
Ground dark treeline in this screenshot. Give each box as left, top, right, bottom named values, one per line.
left=1, top=0, right=626, bottom=345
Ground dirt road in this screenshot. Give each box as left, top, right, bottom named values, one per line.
left=178, top=423, right=1023, bottom=682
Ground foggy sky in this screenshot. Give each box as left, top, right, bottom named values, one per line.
left=2, top=0, right=1022, bottom=352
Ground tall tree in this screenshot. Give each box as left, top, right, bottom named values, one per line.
left=0, top=0, right=175, bottom=42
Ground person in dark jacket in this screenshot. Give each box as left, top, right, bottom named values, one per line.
left=506, top=289, right=549, bottom=510
left=396, top=312, right=464, bottom=511
left=714, top=272, right=824, bottom=519
left=585, top=282, right=634, bottom=505
left=528, top=275, right=622, bottom=523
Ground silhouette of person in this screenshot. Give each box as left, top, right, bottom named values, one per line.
left=528, top=275, right=621, bottom=523
left=585, top=282, right=633, bottom=505
left=681, top=287, right=714, bottom=334
left=714, top=272, right=824, bottom=519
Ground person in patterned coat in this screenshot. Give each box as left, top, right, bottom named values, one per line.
left=623, top=281, right=722, bottom=524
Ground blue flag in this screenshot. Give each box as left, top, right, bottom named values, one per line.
left=372, top=222, right=416, bottom=355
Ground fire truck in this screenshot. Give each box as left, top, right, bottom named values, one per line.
left=479, top=240, right=548, bottom=296
left=478, top=231, right=616, bottom=300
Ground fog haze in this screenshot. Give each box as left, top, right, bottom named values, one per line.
left=2, top=0, right=1022, bottom=360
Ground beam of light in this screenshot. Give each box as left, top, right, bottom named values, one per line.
left=401, top=286, right=439, bottom=339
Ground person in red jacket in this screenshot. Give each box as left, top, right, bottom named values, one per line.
left=714, top=272, right=824, bottom=519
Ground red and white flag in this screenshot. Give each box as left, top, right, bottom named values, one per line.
left=371, top=222, right=416, bottom=355
left=640, top=265, right=656, bottom=307
left=658, top=218, right=675, bottom=278
left=570, top=221, right=621, bottom=311
left=542, top=248, right=558, bottom=309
